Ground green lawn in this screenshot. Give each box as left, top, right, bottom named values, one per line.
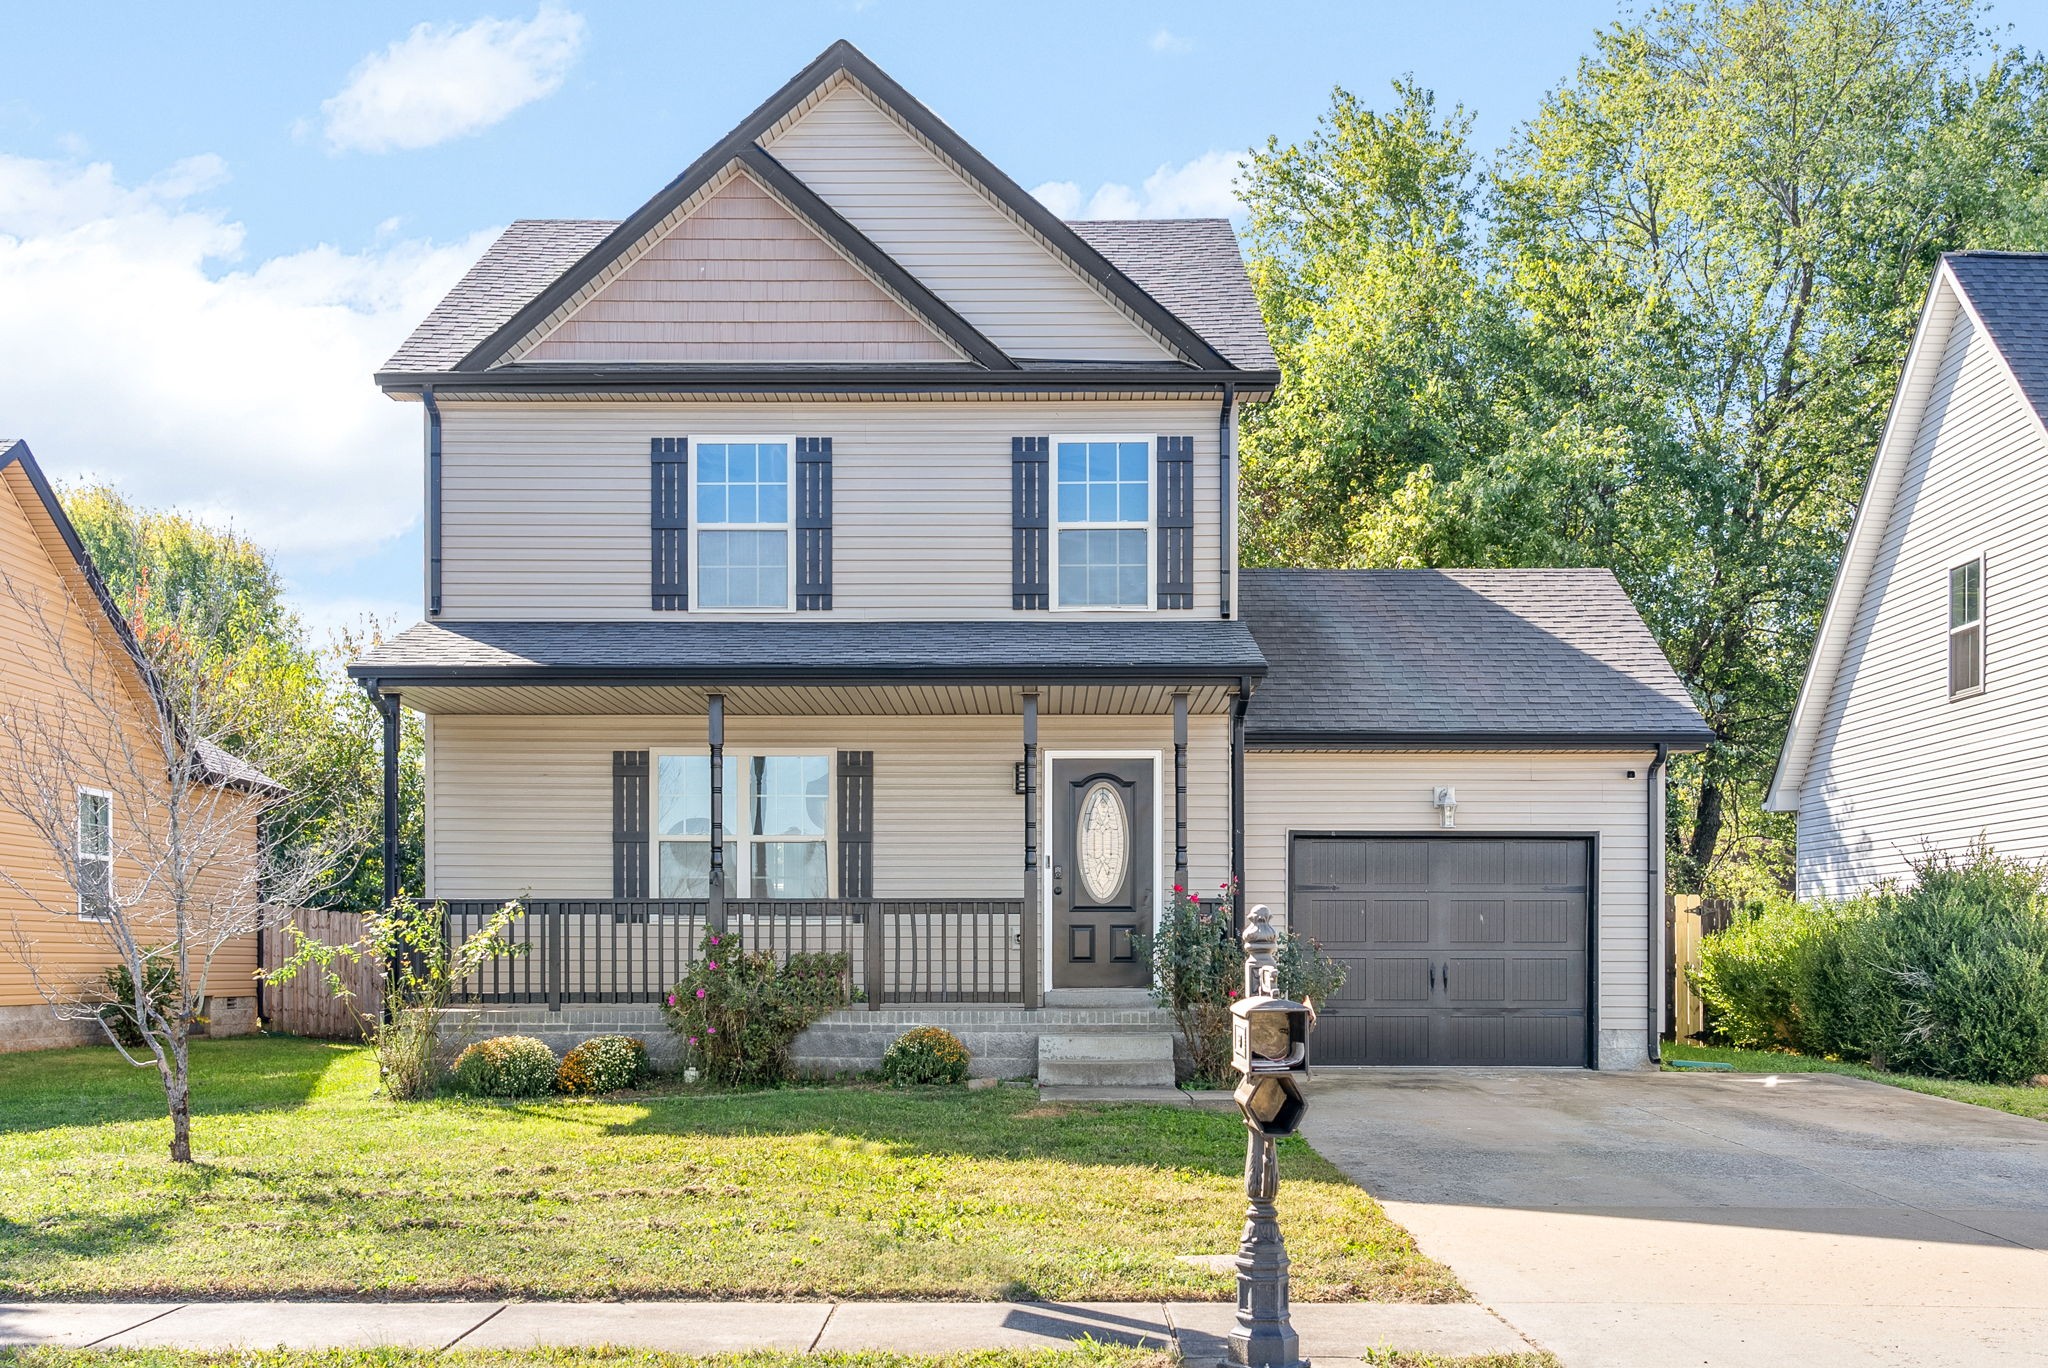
left=0, top=1037, right=1458, bottom=1303
left=1662, top=1040, right=2048, bottom=1122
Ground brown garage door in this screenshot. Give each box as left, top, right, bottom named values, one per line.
left=1291, top=835, right=1590, bottom=1066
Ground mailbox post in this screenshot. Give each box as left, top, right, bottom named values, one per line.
left=1227, top=904, right=1310, bottom=1368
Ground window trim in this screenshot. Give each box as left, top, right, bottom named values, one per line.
left=1948, top=554, right=1985, bottom=700
left=688, top=434, right=799, bottom=616
left=76, top=786, right=113, bottom=921
left=650, top=748, right=837, bottom=899
left=1049, top=433, right=1156, bottom=613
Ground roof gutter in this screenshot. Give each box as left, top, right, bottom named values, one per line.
left=346, top=662, right=1266, bottom=689
left=374, top=369, right=1278, bottom=396
left=1243, top=731, right=1715, bottom=752
left=422, top=387, right=442, bottom=617
left=1647, top=742, right=1668, bottom=1066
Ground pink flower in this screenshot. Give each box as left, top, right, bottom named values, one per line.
left=708, top=1026, right=718, bottom=1035
left=708, top=960, right=718, bottom=970
left=665, top=994, right=676, bottom=1007
left=694, top=987, right=707, bottom=1000
left=688, top=1036, right=699, bottom=1046
left=709, top=934, right=721, bottom=946
left=1173, top=884, right=1184, bottom=894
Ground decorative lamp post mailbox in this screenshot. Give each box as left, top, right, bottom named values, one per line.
left=1228, top=904, right=1311, bottom=1368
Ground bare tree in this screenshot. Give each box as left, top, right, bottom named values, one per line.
left=0, top=567, right=364, bottom=1162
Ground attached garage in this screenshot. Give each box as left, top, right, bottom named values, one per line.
left=1238, top=569, right=1713, bottom=1071
left=1290, top=834, right=1590, bottom=1066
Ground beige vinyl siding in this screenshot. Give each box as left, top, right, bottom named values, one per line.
left=525, top=172, right=958, bottom=365
left=437, top=399, right=1223, bottom=619
left=762, top=81, right=1172, bottom=362
left=0, top=467, right=258, bottom=1011
left=425, top=711, right=1229, bottom=903
left=1243, top=749, right=1657, bottom=1034
left=1798, top=312, right=2048, bottom=898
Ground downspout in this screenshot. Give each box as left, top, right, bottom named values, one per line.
left=421, top=387, right=443, bottom=618
left=1230, top=674, right=1249, bottom=932
left=1647, top=742, right=1668, bottom=1065
left=1218, top=383, right=1236, bottom=619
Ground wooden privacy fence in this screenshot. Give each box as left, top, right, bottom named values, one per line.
left=257, top=906, right=382, bottom=1040
left=438, top=898, right=1025, bottom=1009
left=1665, top=894, right=1734, bottom=1041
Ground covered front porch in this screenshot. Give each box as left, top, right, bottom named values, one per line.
left=351, top=618, right=1262, bottom=1045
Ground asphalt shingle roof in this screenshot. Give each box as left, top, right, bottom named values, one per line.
left=382, top=217, right=1271, bottom=375
left=1945, top=252, right=2048, bottom=431
left=1240, top=568, right=1712, bottom=746
left=1067, top=219, right=1275, bottom=372
left=350, top=618, right=1267, bottom=681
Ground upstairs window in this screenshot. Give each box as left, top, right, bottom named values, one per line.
left=1053, top=436, right=1151, bottom=609
left=77, top=788, right=112, bottom=919
left=694, top=438, right=792, bottom=611
left=1949, top=558, right=1984, bottom=698
left=654, top=752, right=832, bottom=898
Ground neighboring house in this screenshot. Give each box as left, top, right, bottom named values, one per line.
left=1769, top=253, right=2048, bottom=899
left=0, top=439, right=263, bottom=1050
left=351, top=41, right=1709, bottom=1077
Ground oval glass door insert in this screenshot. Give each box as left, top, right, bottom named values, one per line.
left=1076, top=780, right=1129, bottom=902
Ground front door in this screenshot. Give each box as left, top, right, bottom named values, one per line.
left=1051, top=758, right=1154, bottom=989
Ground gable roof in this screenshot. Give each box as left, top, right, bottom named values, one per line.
left=377, top=41, right=1275, bottom=393
left=0, top=439, right=280, bottom=794
left=1767, top=255, right=2048, bottom=810
left=1067, top=220, right=1277, bottom=373
left=1240, top=568, right=1711, bottom=748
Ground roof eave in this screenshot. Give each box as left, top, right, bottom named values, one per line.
left=374, top=366, right=1279, bottom=395
left=351, top=661, right=1268, bottom=689
left=1246, top=729, right=1715, bottom=752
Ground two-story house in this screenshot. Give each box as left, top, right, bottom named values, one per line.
left=1769, top=253, right=2048, bottom=899
left=351, top=41, right=1709, bottom=1079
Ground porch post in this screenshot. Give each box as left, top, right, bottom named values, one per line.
left=378, top=689, right=402, bottom=910
left=1173, top=691, right=1189, bottom=894
left=708, top=693, right=726, bottom=934
left=1022, top=689, right=1040, bottom=1007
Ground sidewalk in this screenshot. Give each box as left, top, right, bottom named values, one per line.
left=0, top=1300, right=1537, bottom=1362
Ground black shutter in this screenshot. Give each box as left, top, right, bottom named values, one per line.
left=796, top=437, right=833, bottom=610
left=1012, top=436, right=1049, bottom=610
left=613, top=750, right=650, bottom=898
left=837, top=750, right=874, bottom=898
left=651, top=438, right=689, bottom=611
left=1156, top=435, right=1196, bottom=610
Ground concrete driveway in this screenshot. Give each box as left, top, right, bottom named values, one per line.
left=1303, top=1069, right=2048, bottom=1368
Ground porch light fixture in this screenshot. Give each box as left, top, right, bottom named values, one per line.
left=1432, top=786, right=1457, bottom=829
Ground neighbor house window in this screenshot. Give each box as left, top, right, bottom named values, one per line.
left=1053, top=436, right=1151, bottom=609
left=1949, top=557, right=1984, bottom=697
left=694, top=438, right=793, bottom=610
left=655, top=752, right=831, bottom=898
left=77, top=788, right=112, bottom=920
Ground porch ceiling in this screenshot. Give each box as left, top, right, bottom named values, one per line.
left=389, top=680, right=1239, bottom=717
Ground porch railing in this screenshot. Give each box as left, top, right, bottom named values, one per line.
left=440, top=898, right=1024, bottom=1009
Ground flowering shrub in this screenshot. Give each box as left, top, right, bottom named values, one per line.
left=663, top=928, right=850, bottom=1085
left=1141, top=881, right=1347, bottom=1084
left=881, top=1025, right=972, bottom=1085
left=557, top=1034, right=651, bottom=1094
left=448, top=1035, right=559, bottom=1098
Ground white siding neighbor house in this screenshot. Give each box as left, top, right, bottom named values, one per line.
left=354, top=41, right=1709, bottom=1079
left=1768, top=254, right=2048, bottom=900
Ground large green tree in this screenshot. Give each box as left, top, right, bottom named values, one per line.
left=1240, top=0, right=2048, bottom=892
left=62, top=484, right=420, bottom=908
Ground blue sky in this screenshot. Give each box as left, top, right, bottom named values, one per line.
left=2, top=0, right=2041, bottom=639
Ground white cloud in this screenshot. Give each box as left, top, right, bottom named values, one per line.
left=320, top=5, right=585, bottom=154
left=0, top=152, right=495, bottom=570
left=1031, top=150, right=1246, bottom=220
left=1149, top=28, right=1193, bottom=55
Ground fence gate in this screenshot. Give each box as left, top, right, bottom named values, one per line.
left=258, top=907, right=382, bottom=1040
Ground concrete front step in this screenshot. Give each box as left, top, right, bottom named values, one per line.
left=1036, top=1030, right=1176, bottom=1088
